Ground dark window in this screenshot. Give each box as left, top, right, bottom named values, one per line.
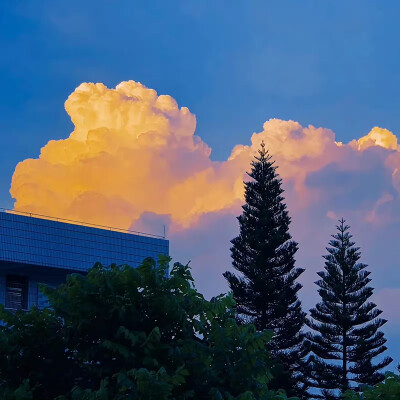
left=5, top=275, right=28, bottom=310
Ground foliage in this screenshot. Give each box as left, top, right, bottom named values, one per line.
left=0, top=305, right=72, bottom=399
left=223, top=143, right=310, bottom=399
left=0, top=256, right=298, bottom=400
left=306, top=220, right=392, bottom=399
left=343, top=370, right=400, bottom=399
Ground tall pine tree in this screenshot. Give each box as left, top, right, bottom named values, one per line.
left=224, top=143, right=310, bottom=399
left=307, top=219, right=392, bottom=399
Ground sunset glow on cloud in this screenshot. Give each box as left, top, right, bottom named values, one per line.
left=11, top=81, right=241, bottom=228
left=10, top=81, right=400, bottom=329
left=11, top=81, right=399, bottom=231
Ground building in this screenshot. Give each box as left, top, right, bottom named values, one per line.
left=0, top=210, right=169, bottom=310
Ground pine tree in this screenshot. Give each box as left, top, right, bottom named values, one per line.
left=307, top=219, right=392, bottom=399
left=223, top=142, right=310, bottom=399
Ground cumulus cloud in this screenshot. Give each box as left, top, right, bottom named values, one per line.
left=11, top=81, right=241, bottom=228
left=10, top=81, right=400, bottom=357
left=11, top=81, right=399, bottom=232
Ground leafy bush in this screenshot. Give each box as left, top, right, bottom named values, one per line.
left=343, top=370, right=400, bottom=400
left=0, top=256, right=297, bottom=400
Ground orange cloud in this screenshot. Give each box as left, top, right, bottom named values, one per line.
left=11, top=81, right=238, bottom=228
left=10, top=80, right=400, bottom=234
left=355, top=127, right=399, bottom=151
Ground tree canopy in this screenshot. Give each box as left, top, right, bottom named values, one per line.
left=0, top=256, right=298, bottom=400
left=343, top=369, right=400, bottom=400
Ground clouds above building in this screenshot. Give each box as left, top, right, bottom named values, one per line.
left=10, top=81, right=400, bottom=356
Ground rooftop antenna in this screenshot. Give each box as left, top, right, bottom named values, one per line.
left=163, top=224, right=166, bottom=239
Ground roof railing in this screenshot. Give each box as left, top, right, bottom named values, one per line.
left=0, top=208, right=166, bottom=239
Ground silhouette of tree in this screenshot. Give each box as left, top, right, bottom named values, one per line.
left=224, top=143, right=310, bottom=399
left=307, top=219, right=392, bottom=399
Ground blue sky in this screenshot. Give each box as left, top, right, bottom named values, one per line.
left=1, top=0, right=399, bottom=208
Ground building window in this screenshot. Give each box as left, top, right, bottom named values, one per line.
left=5, top=275, right=28, bottom=310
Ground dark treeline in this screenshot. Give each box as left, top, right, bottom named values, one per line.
left=0, top=143, right=397, bottom=400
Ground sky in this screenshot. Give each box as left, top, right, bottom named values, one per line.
left=1, top=1, right=400, bottom=367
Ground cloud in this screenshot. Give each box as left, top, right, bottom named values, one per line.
left=375, top=288, right=400, bottom=328
left=11, top=81, right=399, bottom=233
left=10, top=81, right=400, bottom=359
left=355, top=127, right=399, bottom=151
left=11, top=81, right=240, bottom=228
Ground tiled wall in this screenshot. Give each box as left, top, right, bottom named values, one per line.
left=0, top=211, right=169, bottom=310
left=0, top=212, right=169, bottom=272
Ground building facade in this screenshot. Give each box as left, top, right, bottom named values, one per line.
left=0, top=210, right=169, bottom=310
